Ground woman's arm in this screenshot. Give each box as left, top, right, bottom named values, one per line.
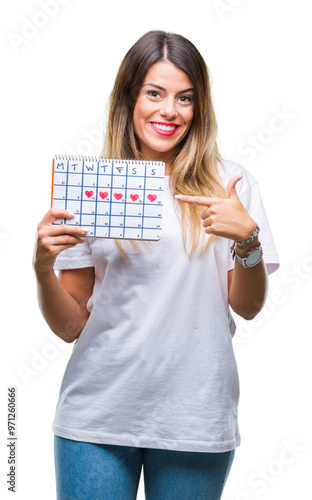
left=34, top=208, right=95, bottom=343
left=228, top=236, right=268, bottom=320
left=35, top=267, right=95, bottom=343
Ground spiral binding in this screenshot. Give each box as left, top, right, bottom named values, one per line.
left=54, top=154, right=164, bottom=165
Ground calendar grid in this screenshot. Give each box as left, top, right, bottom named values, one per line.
left=64, top=163, right=69, bottom=220
left=107, top=162, right=113, bottom=239
left=94, top=159, right=100, bottom=234
left=123, top=162, right=128, bottom=239
left=141, top=163, right=147, bottom=236
left=51, top=156, right=165, bottom=241
left=79, top=160, right=84, bottom=228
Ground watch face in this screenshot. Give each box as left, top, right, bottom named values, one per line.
left=246, top=248, right=263, bottom=267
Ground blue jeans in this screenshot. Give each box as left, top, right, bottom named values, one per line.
left=54, top=436, right=235, bottom=500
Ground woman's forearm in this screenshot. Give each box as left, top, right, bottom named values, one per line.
left=35, top=269, right=90, bottom=343
left=34, top=208, right=92, bottom=342
left=228, top=237, right=268, bottom=320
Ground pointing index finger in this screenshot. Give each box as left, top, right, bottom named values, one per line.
left=175, top=194, right=214, bottom=207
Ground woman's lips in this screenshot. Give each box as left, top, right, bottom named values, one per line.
left=150, top=122, right=180, bottom=136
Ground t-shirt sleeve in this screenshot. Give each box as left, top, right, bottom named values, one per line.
left=227, top=181, right=279, bottom=275
left=53, top=239, right=94, bottom=270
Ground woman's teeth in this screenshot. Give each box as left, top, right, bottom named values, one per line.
left=152, top=123, right=177, bottom=131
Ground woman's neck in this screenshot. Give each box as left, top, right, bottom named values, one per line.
left=140, top=151, right=174, bottom=175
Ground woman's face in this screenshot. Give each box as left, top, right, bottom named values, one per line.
left=133, top=61, right=195, bottom=166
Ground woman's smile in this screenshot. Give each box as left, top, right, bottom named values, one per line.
left=150, top=121, right=180, bottom=136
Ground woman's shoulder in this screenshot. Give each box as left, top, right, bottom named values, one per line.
left=216, top=158, right=258, bottom=196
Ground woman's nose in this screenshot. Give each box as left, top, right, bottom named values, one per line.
left=159, top=97, right=177, bottom=119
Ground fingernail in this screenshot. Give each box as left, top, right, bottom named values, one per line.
left=67, top=211, right=75, bottom=217
left=175, top=195, right=183, bottom=199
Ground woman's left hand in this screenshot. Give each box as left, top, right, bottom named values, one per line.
left=175, top=176, right=256, bottom=242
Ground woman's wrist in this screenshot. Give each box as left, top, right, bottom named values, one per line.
left=34, top=264, right=56, bottom=281
left=234, top=235, right=260, bottom=258
left=235, top=224, right=260, bottom=248
left=231, top=223, right=261, bottom=257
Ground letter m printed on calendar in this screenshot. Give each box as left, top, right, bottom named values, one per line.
left=51, top=156, right=165, bottom=240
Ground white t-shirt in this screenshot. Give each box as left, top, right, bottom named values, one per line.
left=52, top=159, right=279, bottom=453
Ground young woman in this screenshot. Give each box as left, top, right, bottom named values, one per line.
left=34, top=31, right=279, bottom=499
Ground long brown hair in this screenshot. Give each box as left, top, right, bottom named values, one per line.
left=102, top=31, right=227, bottom=256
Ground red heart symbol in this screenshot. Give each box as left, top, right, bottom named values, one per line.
left=130, top=194, right=139, bottom=201
left=114, top=193, right=123, bottom=200
left=85, top=190, right=93, bottom=198
left=147, top=194, right=157, bottom=202
left=99, top=191, right=108, bottom=200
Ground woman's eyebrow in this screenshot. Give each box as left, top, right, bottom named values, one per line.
left=142, top=83, right=194, bottom=93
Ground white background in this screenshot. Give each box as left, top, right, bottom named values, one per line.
left=1, top=0, right=311, bottom=498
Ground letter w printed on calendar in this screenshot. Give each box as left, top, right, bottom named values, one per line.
left=51, top=156, right=165, bottom=240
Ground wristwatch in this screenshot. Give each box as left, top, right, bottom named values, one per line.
left=234, top=244, right=263, bottom=268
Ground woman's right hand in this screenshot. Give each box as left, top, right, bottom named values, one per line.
left=34, top=208, right=88, bottom=275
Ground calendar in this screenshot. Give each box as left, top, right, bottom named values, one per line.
left=51, top=156, right=165, bottom=240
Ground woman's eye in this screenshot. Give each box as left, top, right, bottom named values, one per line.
left=147, top=90, right=160, bottom=98
left=179, top=95, right=193, bottom=103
